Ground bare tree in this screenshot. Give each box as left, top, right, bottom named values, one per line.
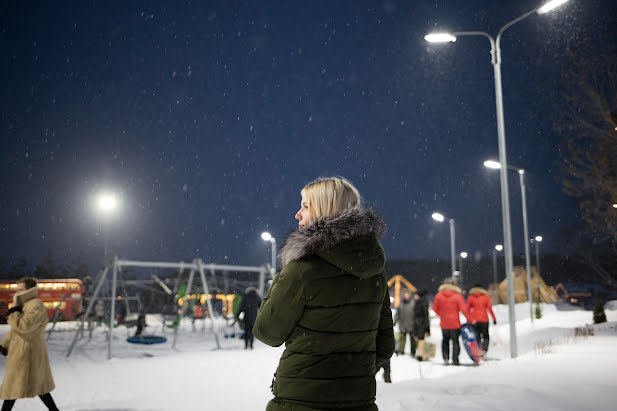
left=557, top=35, right=617, bottom=285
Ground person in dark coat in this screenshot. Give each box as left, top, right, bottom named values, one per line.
left=413, top=289, right=430, bottom=360
left=254, top=177, right=395, bottom=411
left=237, top=287, right=261, bottom=349
left=393, top=289, right=416, bottom=356
left=432, top=277, right=474, bottom=366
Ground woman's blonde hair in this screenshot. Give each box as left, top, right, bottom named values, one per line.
left=301, top=177, right=361, bottom=220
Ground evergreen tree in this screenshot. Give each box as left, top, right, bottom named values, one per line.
left=593, top=300, right=607, bottom=324
left=535, top=301, right=542, bottom=320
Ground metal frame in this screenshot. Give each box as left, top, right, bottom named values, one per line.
left=66, top=257, right=268, bottom=359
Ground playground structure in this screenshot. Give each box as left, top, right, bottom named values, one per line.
left=554, top=283, right=592, bottom=305
left=387, top=275, right=416, bottom=308
left=66, top=257, right=270, bottom=359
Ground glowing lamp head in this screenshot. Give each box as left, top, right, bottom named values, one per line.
left=424, top=33, right=457, bottom=43
left=431, top=212, right=445, bottom=223
left=96, top=193, right=118, bottom=213
left=483, top=160, right=502, bottom=170
left=535, top=236, right=543, bottom=242
left=261, top=232, right=272, bottom=242
left=537, top=0, right=570, bottom=14
left=495, top=244, right=503, bottom=252
left=612, top=203, right=617, bottom=209
left=460, top=252, right=468, bottom=259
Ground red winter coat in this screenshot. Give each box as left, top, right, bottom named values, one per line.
left=432, top=284, right=473, bottom=330
left=467, top=288, right=496, bottom=323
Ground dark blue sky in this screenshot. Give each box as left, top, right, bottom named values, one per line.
left=0, top=0, right=615, bottom=271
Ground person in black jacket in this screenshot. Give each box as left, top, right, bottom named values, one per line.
left=237, top=287, right=261, bottom=349
left=413, top=289, right=431, bottom=361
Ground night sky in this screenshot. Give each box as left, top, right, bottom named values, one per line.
left=1, top=1, right=615, bottom=273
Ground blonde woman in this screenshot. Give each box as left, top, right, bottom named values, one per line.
left=254, top=177, right=394, bottom=411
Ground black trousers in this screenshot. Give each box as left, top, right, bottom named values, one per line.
left=441, top=328, right=461, bottom=363
left=244, top=327, right=254, bottom=349
left=2, top=393, right=58, bottom=411
left=474, top=322, right=490, bottom=353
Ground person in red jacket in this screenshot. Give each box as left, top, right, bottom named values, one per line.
left=432, top=277, right=474, bottom=365
left=467, top=284, right=497, bottom=354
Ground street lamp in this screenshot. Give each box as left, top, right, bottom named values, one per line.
left=531, top=236, right=543, bottom=278
left=94, top=191, right=120, bottom=259
left=431, top=212, right=456, bottom=277
left=261, top=232, right=277, bottom=277
left=459, top=252, right=468, bottom=289
left=425, top=0, right=571, bottom=359
left=493, top=244, right=503, bottom=286
left=484, top=159, right=534, bottom=322
left=612, top=204, right=617, bottom=209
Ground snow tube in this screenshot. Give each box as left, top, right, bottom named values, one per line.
left=126, top=335, right=167, bottom=345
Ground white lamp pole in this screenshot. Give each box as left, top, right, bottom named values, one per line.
left=425, top=0, right=571, bottom=358
left=261, top=232, right=277, bottom=277
left=432, top=212, right=456, bottom=277
left=532, top=235, right=543, bottom=277
left=484, top=160, right=534, bottom=322
left=493, top=244, right=503, bottom=286
left=95, top=191, right=119, bottom=260
left=459, top=251, right=468, bottom=289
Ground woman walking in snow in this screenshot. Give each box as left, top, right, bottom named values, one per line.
left=254, top=177, right=395, bottom=410
left=0, top=277, right=59, bottom=411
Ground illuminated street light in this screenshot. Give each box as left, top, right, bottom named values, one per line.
left=261, top=232, right=277, bottom=276
left=460, top=252, right=468, bottom=259
left=531, top=236, right=543, bottom=278
left=495, top=244, right=503, bottom=251
left=424, top=33, right=457, bottom=43
left=431, top=212, right=456, bottom=276
left=484, top=159, right=534, bottom=322
left=493, top=244, right=503, bottom=286
left=261, top=232, right=272, bottom=242
left=94, top=191, right=120, bottom=259
left=613, top=204, right=617, bottom=209
left=96, top=193, right=118, bottom=214
left=538, top=0, right=570, bottom=14
left=425, top=0, right=570, bottom=359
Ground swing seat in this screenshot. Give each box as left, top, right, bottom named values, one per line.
left=126, top=335, right=167, bottom=345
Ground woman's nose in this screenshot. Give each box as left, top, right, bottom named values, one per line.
left=295, top=210, right=301, bottom=220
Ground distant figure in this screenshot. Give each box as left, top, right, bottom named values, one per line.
left=0, top=277, right=59, bottom=411
left=94, top=300, right=105, bottom=326
left=134, top=313, right=147, bottom=337
left=467, top=284, right=497, bottom=354
left=433, top=277, right=474, bottom=366
left=394, top=289, right=416, bottom=356
left=413, top=289, right=431, bottom=361
left=253, top=177, right=394, bottom=410
left=237, top=287, right=261, bottom=349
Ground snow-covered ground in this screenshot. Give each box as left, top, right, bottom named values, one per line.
left=1, top=303, right=616, bottom=410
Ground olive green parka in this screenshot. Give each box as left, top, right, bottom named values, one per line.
left=254, top=207, right=395, bottom=410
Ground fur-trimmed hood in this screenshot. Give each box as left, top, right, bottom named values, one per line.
left=13, top=286, right=39, bottom=306
left=279, top=207, right=386, bottom=277
left=437, top=283, right=463, bottom=294
left=469, top=287, right=488, bottom=295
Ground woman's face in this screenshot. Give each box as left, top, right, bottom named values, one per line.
left=295, top=192, right=312, bottom=229
left=16, top=282, right=26, bottom=292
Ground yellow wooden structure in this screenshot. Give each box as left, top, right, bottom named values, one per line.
left=387, top=275, right=416, bottom=308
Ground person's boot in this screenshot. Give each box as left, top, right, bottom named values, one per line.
left=452, top=359, right=460, bottom=366
left=383, top=372, right=392, bottom=383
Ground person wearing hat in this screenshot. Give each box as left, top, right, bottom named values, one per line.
left=413, top=289, right=430, bottom=361
left=393, top=288, right=416, bottom=357
left=432, top=277, right=474, bottom=365
left=467, top=283, right=497, bottom=354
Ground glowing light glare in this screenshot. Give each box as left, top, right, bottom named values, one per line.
left=261, top=232, right=272, bottom=242
left=483, top=160, right=502, bottom=169
left=495, top=244, right=503, bottom=251
left=424, top=33, right=457, bottom=43
left=96, top=193, right=118, bottom=213
left=431, top=212, right=445, bottom=223
left=613, top=203, right=617, bottom=209
left=537, top=0, right=570, bottom=14
left=460, top=252, right=468, bottom=259
left=535, top=236, right=543, bottom=242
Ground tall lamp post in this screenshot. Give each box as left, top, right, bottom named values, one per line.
left=484, top=160, right=534, bottom=322
left=425, top=0, right=571, bottom=358
left=261, top=232, right=277, bottom=277
left=493, top=244, right=503, bottom=286
left=95, top=191, right=119, bottom=261
left=459, top=251, right=468, bottom=289
left=431, top=212, right=456, bottom=277
left=531, top=235, right=543, bottom=277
